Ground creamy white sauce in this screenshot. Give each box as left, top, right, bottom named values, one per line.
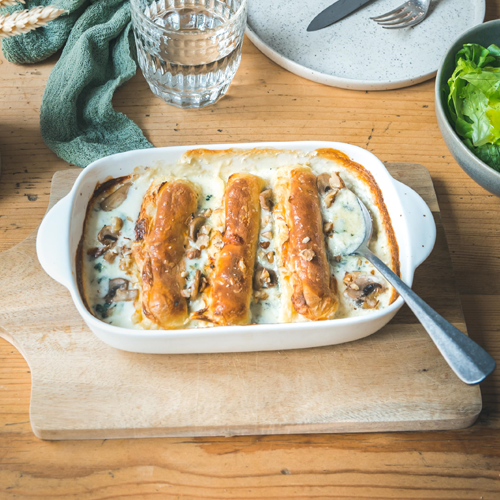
left=81, top=150, right=396, bottom=328
left=250, top=202, right=280, bottom=324
left=324, top=188, right=366, bottom=257
left=82, top=172, right=154, bottom=326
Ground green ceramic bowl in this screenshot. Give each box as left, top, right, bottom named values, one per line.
left=435, top=19, right=500, bottom=196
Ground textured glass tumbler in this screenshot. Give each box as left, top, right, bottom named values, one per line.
left=131, top=0, right=247, bottom=109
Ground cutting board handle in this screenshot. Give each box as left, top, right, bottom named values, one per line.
left=394, top=180, right=436, bottom=270
left=36, top=194, right=73, bottom=289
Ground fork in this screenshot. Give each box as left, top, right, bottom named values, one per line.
left=370, top=0, right=431, bottom=29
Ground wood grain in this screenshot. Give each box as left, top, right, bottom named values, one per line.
left=1, top=2, right=500, bottom=496
left=0, top=166, right=481, bottom=440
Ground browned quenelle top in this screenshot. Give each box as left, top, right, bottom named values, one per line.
left=208, top=173, right=264, bottom=325
left=285, top=167, right=339, bottom=320
left=139, top=180, right=197, bottom=328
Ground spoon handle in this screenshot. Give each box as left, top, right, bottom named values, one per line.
left=357, top=247, right=496, bottom=385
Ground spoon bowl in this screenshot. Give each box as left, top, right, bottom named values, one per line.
left=350, top=197, right=496, bottom=385
left=347, top=195, right=372, bottom=255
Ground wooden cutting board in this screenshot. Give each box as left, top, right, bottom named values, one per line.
left=0, top=164, right=481, bottom=440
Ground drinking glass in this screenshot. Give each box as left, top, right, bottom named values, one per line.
left=130, top=0, right=247, bottom=109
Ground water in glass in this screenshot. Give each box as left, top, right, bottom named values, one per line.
left=131, top=0, right=247, bottom=109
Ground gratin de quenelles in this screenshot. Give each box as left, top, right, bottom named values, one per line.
left=78, top=148, right=400, bottom=330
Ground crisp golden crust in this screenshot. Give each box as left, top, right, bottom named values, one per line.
left=205, top=173, right=264, bottom=326
left=276, top=166, right=339, bottom=321
left=314, top=148, right=400, bottom=304
left=183, top=147, right=282, bottom=162
left=135, top=180, right=197, bottom=328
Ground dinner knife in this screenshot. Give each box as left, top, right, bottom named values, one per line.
left=307, top=0, right=374, bottom=32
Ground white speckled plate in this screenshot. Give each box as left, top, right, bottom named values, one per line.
left=247, top=0, right=485, bottom=90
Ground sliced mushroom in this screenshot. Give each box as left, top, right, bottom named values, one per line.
left=362, top=282, right=383, bottom=296
left=363, top=297, right=379, bottom=310
left=191, top=270, right=207, bottom=300
left=98, top=225, right=119, bottom=246
left=107, top=277, right=129, bottom=294
left=324, top=189, right=339, bottom=208
left=266, top=251, right=274, bottom=263
left=105, top=278, right=138, bottom=303
left=87, top=246, right=107, bottom=259
left=259, top=189, right=274, bottom=211
left=329, top=172, right=345, bottom=189
left=201, top=208, right=213, bottom=217
left=261, top=231, right=273, bottom=240
left=113, top=287, right=139, bottom=302
left=343, top=271, right=385, bottom=306
left=111, top=217, right=123, bottom=233
left=108, top=278, right=128, bottom=289
left=199, top=275, right=209, bottom=294
left=260, top=241, right=271, bottom=249
left=189, top=216, right=206, bottom=241
left=318, top=172, right=344, bottom=203
left=100, top=183, right=132, bottom=212
left=317, top=173, right=332, bottom=194
left=253, top=266, right=277, bottom=290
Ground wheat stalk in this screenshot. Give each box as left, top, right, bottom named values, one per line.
left=0, top=5, right=65, bottom=39
left=0, top=0, right=25, bottom=7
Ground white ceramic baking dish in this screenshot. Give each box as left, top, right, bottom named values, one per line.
left=37, top=141, right=436, bottom=354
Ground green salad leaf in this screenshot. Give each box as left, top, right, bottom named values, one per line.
left=446, top=43, right=500, bottom=172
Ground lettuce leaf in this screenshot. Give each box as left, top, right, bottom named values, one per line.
left=465, top=141, right=500, bottom=172
left=446, top=43, right=500, bottom=172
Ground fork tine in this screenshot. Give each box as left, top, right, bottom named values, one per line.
left=370, top=3, right=409, bottom=21
left=370, top=8, right=405, bottom=21
left=382, top=13, right=425, bottom=29
left=373, top=8, right=411, bottom=24
left=376, top=11, right=414, bottom=26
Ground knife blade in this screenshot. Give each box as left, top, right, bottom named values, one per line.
left=307, top=0, right=373, bottom=32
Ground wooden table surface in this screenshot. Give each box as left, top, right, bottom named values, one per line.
left=1, top=3, right=500, bottom=498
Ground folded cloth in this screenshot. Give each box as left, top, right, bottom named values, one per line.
left=2, top=0, right=153, bottom=167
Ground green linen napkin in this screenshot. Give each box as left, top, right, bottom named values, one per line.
left=2, top=0, right=153, bottom=167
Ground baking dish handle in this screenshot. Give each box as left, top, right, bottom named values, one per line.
left=36, top=194, right=73, bottom=289
left=393, top=180, right=436, bottom=269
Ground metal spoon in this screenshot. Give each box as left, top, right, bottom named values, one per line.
left=348, top=198, right=496, bottom=385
